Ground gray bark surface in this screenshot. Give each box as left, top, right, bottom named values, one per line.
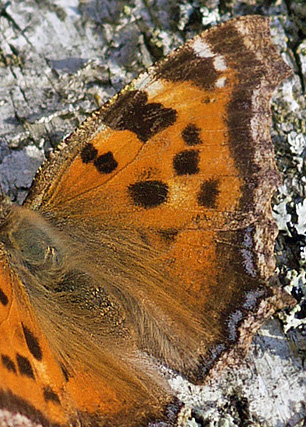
left=0, top=0, right=305, bottom=426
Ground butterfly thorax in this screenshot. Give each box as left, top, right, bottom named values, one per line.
left=0, top=203, right=133, bottom=341
left=0, top=204, right=64, bottom=280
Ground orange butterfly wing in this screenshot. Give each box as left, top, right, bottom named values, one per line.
left=0, top=16, right=291, bottom=427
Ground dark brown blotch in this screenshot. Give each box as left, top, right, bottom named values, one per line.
left=0, top=287, right=8, bottom=306
left=173, top=150, right=200, bottom=176
left=155, top=48, right=220, bottom=90
left=16, top=354, right=35, bottom=379
left=22, top=324, right=42, bottom=361
left=158, top=228, right=179, bottom=242
left=198, top=179, right=220, bottom=208
left=94, top=151, right=118, bottom=174
left=182, top=124, right=202, bottom=146
left=80, top=143, right=98, bottom=164
left=128, top=180, right=168, bottom=208
left=1, top=355, right=17, bottom=374
left=103, top=90, right=177, bottom=143
left=43, top=387, right=61, bottom=405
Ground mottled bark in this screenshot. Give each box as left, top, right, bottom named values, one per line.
left=0, top=0, right=305, bottom=426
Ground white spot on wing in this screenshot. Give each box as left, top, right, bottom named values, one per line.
left=146, top=80, right=165, bottom=98
left=134, top=72, right=164, bottom=98
left=191, top=38, right=214, bottom=58
left=191, top=38, right=227, bottom=72
left=213, top=56, right=227, bottom=71
left=216, top=77, right=226, bottom=88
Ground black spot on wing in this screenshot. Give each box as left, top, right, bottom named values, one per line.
left=128, top=180, right=168, bottom=208
left=173, top=150, right=200, bottom=175
left=81, top=143, right=98, bottom=163
left=0, top=287, right=8, bottom=306
left=1, top=355, right=17, bottom=373
left=182, top=124, right=202, bottom=146
left=94, top=151, right=118, bottom=174
left=155, top=48, right=220, bottom=90
left=103, top=90, right=177, bottom=143
left=80, top=143, right=118, bottom=175
left=43, top=387, right=61, bottom=405
left=16, top=354, right=35, bottom=379
left=22, top=324, right=42, bottom=361
left=198, top=179, right=220, bottom=208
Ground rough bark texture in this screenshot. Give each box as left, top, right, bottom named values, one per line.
left=0, top=0, right=305, bottom=426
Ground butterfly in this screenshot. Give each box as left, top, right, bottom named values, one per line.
left=0, top=15, right=291, bottom=427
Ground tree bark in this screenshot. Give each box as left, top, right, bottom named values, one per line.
left=0, top=0, right=305, bottom=425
